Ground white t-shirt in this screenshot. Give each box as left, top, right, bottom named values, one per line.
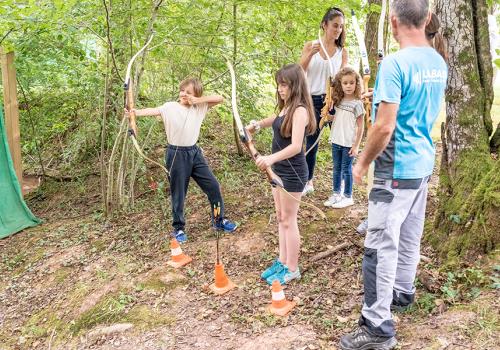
left=158, top=101, right=209, bottom=146
left=306, top=44, right=343, bottom=95
left=329, top=99, right=365, bottom=147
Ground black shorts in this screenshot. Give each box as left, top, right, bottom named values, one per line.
left=273, top=164, right=308, bottom=193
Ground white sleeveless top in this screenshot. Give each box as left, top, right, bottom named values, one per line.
left=306, top=43, right=343, bottom=95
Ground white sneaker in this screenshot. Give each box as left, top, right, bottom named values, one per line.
left=324, top=193, right=342, bottom=207
left=302, top=183, right=314, bottom=196
left=331, top=196, right=354, bottom=208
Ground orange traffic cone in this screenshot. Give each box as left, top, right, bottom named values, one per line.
left=268, top=280, right=296, bottom=316
left=209, top=263, right=236, bottom=295
left=167, top=239, right=192, bottom=268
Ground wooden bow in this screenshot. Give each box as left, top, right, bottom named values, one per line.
left=226, top=59, right=326, bottom=220
left=351, top=9, right=372, bottom=130
left=124, top=35, right=170, bottom=177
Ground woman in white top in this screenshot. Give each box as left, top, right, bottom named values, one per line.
left=299, top=7, right=348, bottom=195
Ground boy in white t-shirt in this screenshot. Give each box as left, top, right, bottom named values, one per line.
left=128, top=78, right=237, bottom=243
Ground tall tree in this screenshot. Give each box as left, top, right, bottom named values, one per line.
left=432, top=0, right=499, bottom=262
left=364, top=0, right=387, bottom=87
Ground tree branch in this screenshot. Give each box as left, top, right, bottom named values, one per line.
left=0, top=28, right=14, bottom=45
left=102, top=0, right=124, bottom=83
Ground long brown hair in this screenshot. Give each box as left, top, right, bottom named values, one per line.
left=275, top=64, right=316, bottom=138
left=331, top=67, right=362, bottom=107
left=426, top=13, right=448, bottom=62
left=320, top=7, right=346, bottom=48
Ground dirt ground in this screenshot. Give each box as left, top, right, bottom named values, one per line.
left=0, top=142, right=498, bottom=350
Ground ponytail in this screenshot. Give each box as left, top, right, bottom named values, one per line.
left=432, top=32, right=448, bottom=62
left=426, top=13, right=448, bottom=63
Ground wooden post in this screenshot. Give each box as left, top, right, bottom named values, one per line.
left=1, top=48, right=23, bottom=188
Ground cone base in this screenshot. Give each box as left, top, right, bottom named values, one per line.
left=268, top=300, right=296, bottom=316
left=167, top=255, right=192, bottom=268
left=209, top=279, right=237, bottom=295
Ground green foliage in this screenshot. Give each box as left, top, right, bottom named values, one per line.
left=440, top=266, right=492, bottom=304
left=2, top=0, right=368, bottom=173
left=2, top=252, right=26, bottom=271
left=415, top=292, right=437, bottom=314
left=441, top=272, right=460, bottom=303
left=490, top=265, right=500, bottom=289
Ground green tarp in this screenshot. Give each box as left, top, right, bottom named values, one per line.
left=0, top=104, right=40, bottom=238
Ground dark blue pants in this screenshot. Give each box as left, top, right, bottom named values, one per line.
left=165, top=145, right=224, bottom=231
left=305, top=95, right=325, bottom=181
left=332, top=143, right=353, bottom=197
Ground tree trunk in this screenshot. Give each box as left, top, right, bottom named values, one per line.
left=431, top=0, right=498, bottom=263
left=365, top=0, right=387, bottom=87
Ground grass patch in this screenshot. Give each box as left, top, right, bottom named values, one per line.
left=90, top=239, right=107, bottom=253
left=21, top=308, right=66, bottom=346
left=445, top=295, right=499, bottom=348
left=53, top=266, right=73, bottom=283
left=70, top=291, right=135, bottom=334
left=136, top=272, right=187, bottom=293
left=125, top=305, right=175, bottom=329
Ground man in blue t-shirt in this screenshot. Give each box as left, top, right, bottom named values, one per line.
left=340, top=0, right=447, bottom=349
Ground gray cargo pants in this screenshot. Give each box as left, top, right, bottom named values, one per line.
left=360, top=176, right=430, bottom=337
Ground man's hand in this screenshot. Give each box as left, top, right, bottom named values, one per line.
left=353, top=161, right=369, bottom=185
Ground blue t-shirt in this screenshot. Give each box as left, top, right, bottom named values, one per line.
left=371, top=47, right=447, bottom=179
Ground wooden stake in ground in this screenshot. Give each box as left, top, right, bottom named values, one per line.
left=209, top=202, right=236, bottom=295
left=1, top=49, right=23, bottom=187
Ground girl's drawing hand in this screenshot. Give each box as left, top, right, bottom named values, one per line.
left=187, top=96, right=200, bottom=105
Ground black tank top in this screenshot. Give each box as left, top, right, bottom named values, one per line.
left=271, top=114, right=307, bottom=172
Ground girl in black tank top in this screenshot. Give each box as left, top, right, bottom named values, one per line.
left=271, top=113, right=308, bottom=191
left=245, top=64, right=316, bottom=286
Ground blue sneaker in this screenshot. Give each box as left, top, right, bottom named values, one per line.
left=171, top=229, right=187, bottom=243
left=266, top=266, right=301, bottom=285
left=261, top=259, right=284, bottom=280
left=214, top=218, right=238, bottom=232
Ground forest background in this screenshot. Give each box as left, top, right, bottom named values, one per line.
left=0, top=0, right=498, bottom=349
